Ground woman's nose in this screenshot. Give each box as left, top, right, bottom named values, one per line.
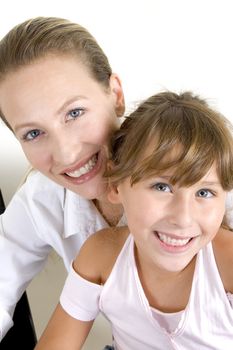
left=51, top=132, right=81, bottom=166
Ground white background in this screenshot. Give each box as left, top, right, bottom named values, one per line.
left=0, top=1, right=232, bottom=345
left=1, top=0, right=233, bottom=204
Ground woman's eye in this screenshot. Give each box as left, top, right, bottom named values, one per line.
left=196, top=188, right=214, bottom=198
left=23, top=129, right=42, bottom=141
left=152, top=182, right=171, bottom=192
left=67, top=108, right=85, bottom=120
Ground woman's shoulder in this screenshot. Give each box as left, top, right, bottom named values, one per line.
left=18, top=170, right=69, bottom=209
left=213, top=228, right=233, bottom=293
left=73, top=226, right=130, bottom=285
left=23, top=169, right=63, bottom=194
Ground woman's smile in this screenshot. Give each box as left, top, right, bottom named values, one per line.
left=64, top=154, right=98, bottom=178
left=61, top=151, right=103, bottom=185
left=0, top=55, right=124, bottom=199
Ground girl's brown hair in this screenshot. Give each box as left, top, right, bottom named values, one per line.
left=108, top=91, right=233, bottom=192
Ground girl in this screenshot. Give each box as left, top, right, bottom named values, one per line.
left=0, top=16, right=125, bottom=340
left=36, top=91, right=233, bottom=349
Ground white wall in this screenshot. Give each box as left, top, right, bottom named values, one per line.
left=1, top=0, right=233, bottom=203
left=0, top=0, right=232, bottom=345
left=0, top=123, right=29, bottom=204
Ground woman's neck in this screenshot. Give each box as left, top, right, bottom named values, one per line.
left=93, top=197, right=124, bottom=227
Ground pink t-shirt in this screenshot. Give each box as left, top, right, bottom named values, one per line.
left=60, top=235, right=233, bottom=349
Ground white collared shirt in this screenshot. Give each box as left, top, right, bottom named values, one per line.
left=0, top=170, right=126, bottom=340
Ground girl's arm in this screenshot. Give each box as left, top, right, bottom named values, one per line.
left=35, top=227, right=126, bottom=349
left=35, top=303, right=94, bottom=350
left=35, top=228, right=115, bottom=350
left=213, top=227, right=233, bottom=293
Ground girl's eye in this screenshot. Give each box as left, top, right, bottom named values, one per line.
left=67, top=108, right=85, bottom=120
left=196, top=188, right=214, bottom=198
left=152, top=182, right=171, bottom=192
left=22, top=129, right=42, bottom=141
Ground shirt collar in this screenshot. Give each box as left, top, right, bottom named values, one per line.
left=62, top=189, right=127, bottom=239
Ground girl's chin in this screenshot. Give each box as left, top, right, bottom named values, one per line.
left=155, top=254, right=196, bottom=274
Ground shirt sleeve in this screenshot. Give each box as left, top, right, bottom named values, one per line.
left=60, top=264, right=102, bottom=321
left=227, top=292, right=233, bottom=308
left=0, top=184, right=51, bottom=340
left=226, top=191, right=233, bottom=228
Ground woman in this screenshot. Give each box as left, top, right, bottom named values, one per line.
left=0, top=16, right=125, bottom=340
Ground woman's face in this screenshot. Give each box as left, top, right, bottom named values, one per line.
left=0, top=55, right=124, bottom=199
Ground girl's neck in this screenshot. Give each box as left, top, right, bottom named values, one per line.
left=135, top=247, right=196, bottom=312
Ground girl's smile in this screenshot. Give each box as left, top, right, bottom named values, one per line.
left=110, top=164, right=227, bottom=273
left=153, top=231, right=196, bottom=253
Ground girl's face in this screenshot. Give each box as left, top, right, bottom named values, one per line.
left=0, top=55, right=124, bottom=199
left=111, top=164, right=226, bottom=274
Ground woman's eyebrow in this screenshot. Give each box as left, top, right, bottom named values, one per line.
left=56, top=95, right=88, bottom=115
left=14, top=95, right=88, bottom=132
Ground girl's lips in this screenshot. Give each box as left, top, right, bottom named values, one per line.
left=157, top=232, right=192, bottom=246
left=154, top=231, right=194, bottom=253
left=62, top=151, right=103, bottom=185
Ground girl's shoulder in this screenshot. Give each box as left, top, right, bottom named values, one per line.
left=213, top=228, right=233, bottom=293
left=73, top=226, right=130, bottom=285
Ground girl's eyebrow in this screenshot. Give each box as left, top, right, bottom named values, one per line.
left=199, top=181, right=221, bottom=186
left=153, top=176, right=171, bottom=180
left=152, top=176, right=221, bottom=186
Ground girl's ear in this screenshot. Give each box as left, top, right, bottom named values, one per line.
left=109, top=73, right=125, bottom=117
left=107, top=183, right=121, bottom=204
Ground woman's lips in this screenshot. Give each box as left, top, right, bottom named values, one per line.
left=65, top=154, right=98, bottom=178
left=61, top=152, right=103, bottom=185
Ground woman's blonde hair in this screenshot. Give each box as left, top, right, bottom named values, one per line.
left=0, top=16, right=112, bottom=128
left=108, top=91, right=233, bottom=192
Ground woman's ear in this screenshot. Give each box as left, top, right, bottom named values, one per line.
left=106, top=161, right=122, bottom=204
left=110, top=73, right=125, bottom=117
left=107, top=183, right=121, bottom=204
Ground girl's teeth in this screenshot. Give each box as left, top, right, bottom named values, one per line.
left=66, top=155, right=97, bottom=178
left=157, top=232, right=190, bottom=246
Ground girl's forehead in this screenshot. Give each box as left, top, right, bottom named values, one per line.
left=131, top=139, right=221, bottom=185
left=141, top=140, right=182, bottom=161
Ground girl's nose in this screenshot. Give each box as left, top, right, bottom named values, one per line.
left=167, top=194, right=194, bottom=228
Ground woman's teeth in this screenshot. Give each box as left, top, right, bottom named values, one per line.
left=157, top=232, right=191, bottom=246
left=66, top=155, right=97, bottom=178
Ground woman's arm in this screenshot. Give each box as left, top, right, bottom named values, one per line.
left=35, top=303, right=94, bottom=350
left=0, top=185, right=51, bottom=340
